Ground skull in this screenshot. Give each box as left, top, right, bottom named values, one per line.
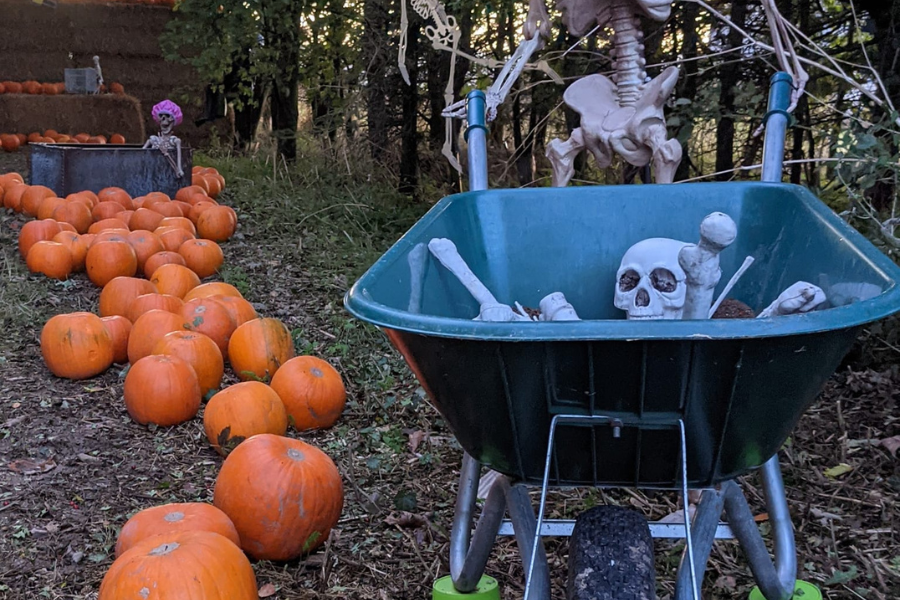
left=158, top=112, right=175, bottom=135
left=614, top=238, right=688, bottom=320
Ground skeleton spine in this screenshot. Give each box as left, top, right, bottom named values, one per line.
left=609, top=0, right=645, bottom=107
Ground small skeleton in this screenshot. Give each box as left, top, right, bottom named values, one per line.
left=93, top=56, right=103, bottom=94
left=143, top=100, right=185, bottom=178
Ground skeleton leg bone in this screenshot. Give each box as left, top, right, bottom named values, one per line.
left=678, top=212, right=737, bottom=320
left=546, top=128, right=586, bottom=187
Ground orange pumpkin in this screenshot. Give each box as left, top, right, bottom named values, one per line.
left=127, top=310, right=188, bottom=364
left=184, top=282, right=243, bottom=302
left=114, top=503, right=240, bottom=558
left=212, top=295, right=257, bottom=327
left=18, top=219, right=62, bottom=258
left=118, top=210, right=135, bottom=228
left=99, top=276, right=157, bottom=317
left=26, top=241, right=73, bottom=280
left=36, top=196, right=65, bottom=220
left=41, top=312, right=114, bottom=379
left=124, top=354, right=201, bottom=426
left=126, top=293, right=185, bottom=323
left=152, top=330, right=223, bottom=398
left=52, top=201, right=93, bottom=234
left=187, top=200, right=217, bottom=224
left=180, top=297, right=236, bottom=358
left=85, top=241, right=138, bottom=287
left=3, top=182, right=27, bottom=212
left=178, top=239, right=223, bottom=278
left=1, top=134, right=20, bottom=153
left=196, top=206, right=236, bottom=242
left=151, top=201, right=185, bottom=218
left=159, top=216, right=196, bottom=235
left=4, top=82, right=23, bottom=93
left=93, top=230, right=130, bottom=245
left=213, top=434, right=343, bottom=561
left=227, top=318, right=295, bottom=381
left=204, top=382, right=288, bottom=455
left=270, top=356, right=347, bottom=431
left=99, top=531, right=257, bottom=600
left=101, top=315, right=132, bottom=364
left=0, top=172, right=24, bottom=188
left=176, top=185, right=207, bottom=202
left=143, top=250, right=186, bottom=277
left=173, top=200, right=193, bottom=217
left=109, top=133, right=126, bottom=144
left=91, top=201, right=125, bottom=222
left=125, top=230, right=164, bottom=272
left=98, top=187, right=134, bottom=210
left=88, top=218, right=129, bottom=234
left=51, top=231, right=88, bottom=271
left=129, top=207, right=164, bottom=232
left=157, top=227, right=195, bottom=252
left=150, top=263, right=200, bottom=298
left=21, top=185, right=56, bottom=217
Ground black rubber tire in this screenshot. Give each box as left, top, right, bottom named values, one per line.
left=566, top=505, right=657, bottom=600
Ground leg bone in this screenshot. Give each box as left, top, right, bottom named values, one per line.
left=546, top=128, right=585, bottom=187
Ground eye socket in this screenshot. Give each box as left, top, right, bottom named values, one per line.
left=618, top=269, right=640, bottom=292
left=650, top=268, right=677, bottom=293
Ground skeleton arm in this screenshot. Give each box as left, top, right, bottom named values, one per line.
left=757, top=282, right=826, bottom=318
left=174, top=137, right=184, bottom=178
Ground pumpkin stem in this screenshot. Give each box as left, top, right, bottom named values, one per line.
left=164, top=511, right=185, bottom=522
left=149, top=541, right=180, bottom=556
left=286, top=448, right=305, bottom=461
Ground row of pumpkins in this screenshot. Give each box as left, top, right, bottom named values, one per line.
left=0, top=81, right=126, bottom=95
left=0, top=169, right=346, bottom=598
left=1, top=131, right=127, bottom=153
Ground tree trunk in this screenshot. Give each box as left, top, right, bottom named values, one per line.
left=715, top=0, right=748, bottom=180
left=674, top=0, right=700, bottom=181
left=399, top=17, right=420, bottom=197
left=364, top=0, right=390, bottom=160
left=264, top=7, right=301, bottom=162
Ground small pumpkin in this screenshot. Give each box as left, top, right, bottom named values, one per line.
left=109, top=133, right=126, bottom=144
left=204, top=382, right=288, bottom=455
left=212, top=295, right=257, bottom=327
left=114, top=503, right=240, bottom=558
left=88, top=217, right=129, bottom=234
left=41, top=312, right=114, bottom=379
left=159, top=216, right=196, bottom=235
left=175, top=185, right=207, bottom=202
left=101, top=315, right=132, bottom=364
left=26, top=240, right=73, bottom=280
left=269, top=356, right=347, bottom=431
left=52, top=201, right=93, bottom=234
left=36, top=196, right=65, bottom=220
left=213, top=434, right=343, bottom=561
left=143, top=250, right=186, bottom=277
left=127, top=309, right=188, bottom=364
left=129, top=207, right=164, bottom=232
left=99, top=531, right=257, bottom=600
left=150, top=263, right=200, bottom=299
left=18, top=219, right=62, bottom=258
left=152, top=330, right=224, bottom=398
left=151, top=201, right=185, bottom=218
left=20, top=185, right=56, bottom=217
left=227, top=318, right=295, bottom=381
left=179, top=239, right=223, bottom=278
left=126, top=293, right=185, bottom=323
left=85, top=241, right=138, bottom=287
left=196, top=206, right=237, bottom=242
left=99, top=277, right=157, bottom=317
left=180, top=297, right=236, bottom=358
left=3, top=182, right=27, bottom=212
left=157, top=227, right=195, bottom=252
left=51, top=231, right=88, bottom=271
left=91, top=201, right=125, bottom=222
left=123, top=354, right=201, bottom=426
left=184, top=282, right=243, bottom=302
left=98, top=187, right=134, bottom=210
left=126, top=230, right=164, bottom=272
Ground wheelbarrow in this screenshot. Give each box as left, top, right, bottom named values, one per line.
left=344, top=73, right=900, bottom=599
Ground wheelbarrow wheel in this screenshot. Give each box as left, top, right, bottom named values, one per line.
left=567, top=505, right=656, bottom=600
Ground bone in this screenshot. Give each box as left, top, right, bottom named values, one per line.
left=757, top=282, right=826, bottom=318
left=476, top=303, right=533, bottom=322
left=539, top=292, right=581, bottom=321
left=678, top=212, right=737, bottom=320
left=428, top=238, right=498, bottom=306
left=708, top=255, right=755, bottom=318
left=407, top=243, right=429, bottom=313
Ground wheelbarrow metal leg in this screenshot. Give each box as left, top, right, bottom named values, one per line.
left=506, top=483, right=551, bottom=600
left=722, top=455, right=796, bottom=600
left=674, top=488, right=727, bottom=600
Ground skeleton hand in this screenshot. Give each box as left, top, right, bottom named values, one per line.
left=758, top=282, right=826, bottom=318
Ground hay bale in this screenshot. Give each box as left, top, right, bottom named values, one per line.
left=0, top=94, right=146, bottom=141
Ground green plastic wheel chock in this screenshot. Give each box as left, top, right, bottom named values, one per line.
left=432, top=575, right=500, bottom=599
left=749, top=581, right=822, bottom=600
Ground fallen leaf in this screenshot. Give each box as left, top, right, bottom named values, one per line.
left=77, top=453, right=101, bottom=463
left=384, top=511, right=427, bottom=529
left=753, top=513, right=769, bottom=523
left=7, top=458, right=57, bottom=475
left=258, top=583, right=276, bottom=597
left=823, top=463, right=853, bottom=479
left=407, top=430, right=427, bottom=454
left=879, top=435, right=900, bottom=455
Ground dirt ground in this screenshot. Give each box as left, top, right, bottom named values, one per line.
left=0, top=148, right=898, bottom=599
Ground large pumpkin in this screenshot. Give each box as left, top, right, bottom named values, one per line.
left=152, top=331, right=223, bottom=398
left=196, top=205, right=237, bottom=242
left=26, top=240, right=73, bottom=280
left=127, top=310, right=188, bottom=364
left=178, top=238, right=223, bottom=278
left=213, top=434, right=343, bottom=560
left=123, top=354, right=201, bottom=426
left=180, top=297, right=236, bottom=358
left=270, top=356, right=347, bottom=431
left=130, top=207, right=164, bottom=232
left=85, top=240, right=138, bottom=287
left=203, top=382, right=288, bottom=455
left=20, top=185, right=56, bottom=217
left=114, top=503, right=240, bottom=558
left=150, top=263, right=200, bottom=299
left=52, top=201, right=93, bottom=234
left=99, top=530, right=257, bottom=600
left=227, top=318, right=295, bottom=381
left=41, top=312, right=114, bottom=379
left=99, top=277, right=157, bottom=318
